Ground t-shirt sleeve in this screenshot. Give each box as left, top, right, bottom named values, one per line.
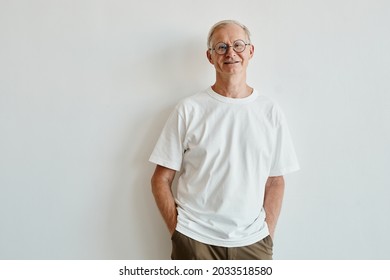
left=269, top=108, right=300, bottom=176
left=149, top=107, right=186, bottom=171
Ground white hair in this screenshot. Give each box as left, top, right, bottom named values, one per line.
left=207, top=20, right=252, bottom=49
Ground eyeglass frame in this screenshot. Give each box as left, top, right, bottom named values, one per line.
left=208, top=39, right=251, bottom=55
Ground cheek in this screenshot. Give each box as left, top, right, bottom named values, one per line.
left=211, top=57, right=222, bottom=66
left=242, top=54, right=251, bottom=62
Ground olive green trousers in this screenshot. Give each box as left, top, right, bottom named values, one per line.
left=171, top=230, right=273, bottom=260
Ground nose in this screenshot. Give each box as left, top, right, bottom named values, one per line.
left=225, top=45, right=236, bottom=56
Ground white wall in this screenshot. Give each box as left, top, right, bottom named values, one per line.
left=1, top=0, right=389, bottom=259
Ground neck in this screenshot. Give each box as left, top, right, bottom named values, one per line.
left=212, top=73, right=252, bottom=98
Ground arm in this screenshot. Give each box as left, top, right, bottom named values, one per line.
left=263, top=176, right=285, bottom=239
left=151, top=165, right=177, bottom=236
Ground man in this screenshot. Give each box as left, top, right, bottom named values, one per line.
left=149, top=20, right=299, bottom=260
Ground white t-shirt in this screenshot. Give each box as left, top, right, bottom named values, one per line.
left=149, top=87, right=300, bottom=247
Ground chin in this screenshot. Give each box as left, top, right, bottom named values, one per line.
left=224, top=68, right=243, bottom=74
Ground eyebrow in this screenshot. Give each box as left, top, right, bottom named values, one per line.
left=214, top=39, right=246, bottom=45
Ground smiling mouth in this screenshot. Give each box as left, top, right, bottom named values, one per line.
left=224, top=61, right=240, bottom=64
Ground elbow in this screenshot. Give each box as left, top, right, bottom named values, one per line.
left=150, top=165, right=176, bottom=195
left=151, top=173, right=159, bottom=195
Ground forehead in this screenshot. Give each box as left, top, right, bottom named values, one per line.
left=211, top=24, right=247, bottom=44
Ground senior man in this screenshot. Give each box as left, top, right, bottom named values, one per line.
left=149, top=20, right=299, bottom=260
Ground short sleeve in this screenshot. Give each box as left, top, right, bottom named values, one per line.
left=149, top=107, right=186, bottom=171
left=269, top=110, right=300, bottom=176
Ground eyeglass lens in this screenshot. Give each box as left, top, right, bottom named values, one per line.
left=214, top=40, right=247, bottom=54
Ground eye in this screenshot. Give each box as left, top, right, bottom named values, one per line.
left=234, top=41, right=245, bottom=50
left=216, top=43, right=227, bottom=51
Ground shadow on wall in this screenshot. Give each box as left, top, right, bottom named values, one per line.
left=105, top=35, right=211, bottom=259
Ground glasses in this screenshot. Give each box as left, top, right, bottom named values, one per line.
left=209, top=39, right=250, bottom=55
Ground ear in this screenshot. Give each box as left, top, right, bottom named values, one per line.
left=249, top=44, right=254, bottom=59
left=206, top=50, right=214, bottom=65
